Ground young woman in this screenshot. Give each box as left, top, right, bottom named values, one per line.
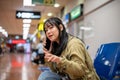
left=38, top=17, right=100, bottom=80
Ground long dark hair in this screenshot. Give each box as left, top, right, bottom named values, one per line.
left=44, top=17, right=68, bottom=56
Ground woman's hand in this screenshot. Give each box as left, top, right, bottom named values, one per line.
left=43, top=48, right=61, bottom=64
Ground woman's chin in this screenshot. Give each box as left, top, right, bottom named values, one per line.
left=49, top=39, right=56, bottom=42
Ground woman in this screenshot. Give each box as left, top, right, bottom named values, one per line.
left=38, top=17, right=100, bottom=80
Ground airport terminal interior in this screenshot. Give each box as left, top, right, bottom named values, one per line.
left=0, top=0, right=120, bottom=80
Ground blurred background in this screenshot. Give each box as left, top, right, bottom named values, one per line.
left=0, top=0, right=120, bottom=59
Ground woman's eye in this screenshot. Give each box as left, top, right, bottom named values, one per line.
left=45, top=25, right=54, bottom=32
left=45, top=29, right=48, bottom=32
left=49, top=26, right=53, bottom=29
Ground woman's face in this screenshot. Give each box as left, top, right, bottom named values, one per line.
left=45, top=23, right=59, bottom=43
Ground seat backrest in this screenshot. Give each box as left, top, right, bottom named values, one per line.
left=94, top=43, right=120, bottom=80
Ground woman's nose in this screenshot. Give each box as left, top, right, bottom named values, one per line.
left=47, top=29, right=51, bottom=34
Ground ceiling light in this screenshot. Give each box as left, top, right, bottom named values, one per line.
left=47, top=13, right=52, bottom=16
left=54, top=3, right=60, bottom=7
left=23, top=27, right=29, bottom=30
left=0, top=28, right=5, bottom=32
left=0, top=26, right=2, bottom=29
left=23, top=19, right=32, bottom=23
left=23, top=0, right=35, bottom=6
left=23, top=24, right=30, bottom=27
left=80, top=27, right=92, bottom=31
left=0, top=26, right=8, bottom=37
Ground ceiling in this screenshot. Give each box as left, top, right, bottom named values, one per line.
left=0, top=0, right=70, bottom=38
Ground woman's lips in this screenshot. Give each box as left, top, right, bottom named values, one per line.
left=48, top=35, right=53, bottom=39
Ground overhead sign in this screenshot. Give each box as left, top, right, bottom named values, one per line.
left=70, top=4, right=83, bottom=20
left=32, top=0, right=55, bottom=5
left=38, top=23, right=44, bottom=31
left=16, top=11, right=41, bottom=19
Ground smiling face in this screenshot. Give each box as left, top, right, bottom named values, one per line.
left=44, top=23, right=60, bottom=43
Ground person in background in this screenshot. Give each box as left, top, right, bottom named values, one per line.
left=31, top=41, right=39, bottom=64
left=36, top=39, right=44, bottom=64
left=31, top=38, right=45, bottom=65
left=0, top=44, right=2, bottom=56
left=38, top=17, right=100, bottom=80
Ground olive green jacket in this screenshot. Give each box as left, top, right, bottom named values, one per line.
left=45, top=34, right=100, bottom=80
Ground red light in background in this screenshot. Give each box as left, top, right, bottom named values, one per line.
left=12, top=61, right=24, bottom=67
left=12, top=39, right=26, bottom=44
left=11, top=57, right=24, bottom=68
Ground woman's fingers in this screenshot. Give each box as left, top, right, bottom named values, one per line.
left=43, top=47, right=48, bottom=51
left=47, top=55, right=54, bottom=62
left=43, top=48, right=61, bottom=63
left=43, top=48, right=50, bottom=55
left=45, top=54, right=60, bottom=63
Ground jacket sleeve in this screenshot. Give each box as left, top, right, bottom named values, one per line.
left=57, top=39, right=90, bottom=79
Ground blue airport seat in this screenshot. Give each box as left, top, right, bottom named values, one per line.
left=94, top=43, right=120, bottom=80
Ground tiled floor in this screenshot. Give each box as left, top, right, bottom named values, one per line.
left=0, top=52, right=40, bottom=80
